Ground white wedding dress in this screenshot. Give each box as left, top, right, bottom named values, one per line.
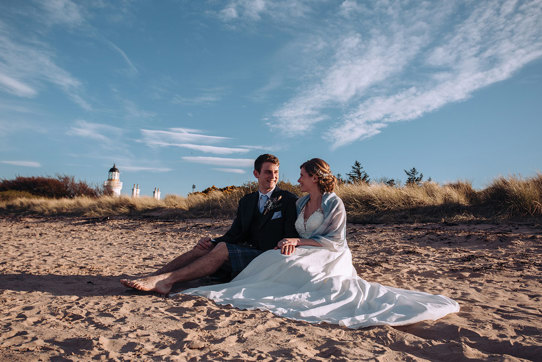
left=183, top=202, right=459, bottom=329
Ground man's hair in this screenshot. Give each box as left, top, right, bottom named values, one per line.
left=254, top=154, right=279, bottom=173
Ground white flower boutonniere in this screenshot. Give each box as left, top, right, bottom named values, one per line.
left=263, top=195, right=282, bottom=215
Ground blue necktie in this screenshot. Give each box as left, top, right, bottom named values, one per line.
left=259, top=194, right=268, bottom=213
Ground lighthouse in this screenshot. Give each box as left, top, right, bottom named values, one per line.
left=104, top=164, right=123, bottom=196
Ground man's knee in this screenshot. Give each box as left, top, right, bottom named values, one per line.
left=191, top=245, right=211, bottom=257
left=210, top=242, right=229, bottom=261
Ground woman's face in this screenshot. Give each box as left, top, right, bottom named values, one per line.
left=298, top=167, right=318, bottom=193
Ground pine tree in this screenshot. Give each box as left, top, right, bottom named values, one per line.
left=347, top=161, right=370, bottom=184
left=404, top=167, right=423, bottom=186
left=335, top=173, right=346, bottom=185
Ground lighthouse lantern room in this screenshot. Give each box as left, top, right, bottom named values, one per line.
left=104, top=164, right=123, bottom=196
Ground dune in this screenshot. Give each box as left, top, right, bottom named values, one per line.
left=0, top=216, right=540, bottom=360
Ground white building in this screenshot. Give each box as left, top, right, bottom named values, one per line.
left=104, top=164, right=123, bottom=196
left=153, top=187, right=161, bottom=200
left=132, top=184, right=140, bottom=198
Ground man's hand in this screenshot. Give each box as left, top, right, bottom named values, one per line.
left=275, top=238, right=299, bottom=256
left=195, top=236, right=214, bottom=251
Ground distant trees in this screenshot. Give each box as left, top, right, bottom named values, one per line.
left=403, top=167, right=432, bottom=186
left=378, top=177, right=397, bottom=187
left=0, top=175, right=104, bottom=198
left=337, top=162, right=430, bottom=187
left=404, top=167, right=426, bottom=186
left=347, top=161, right=370, bottom=184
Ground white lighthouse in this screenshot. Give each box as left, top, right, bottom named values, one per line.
left=104, top=164, right=123, bottom=196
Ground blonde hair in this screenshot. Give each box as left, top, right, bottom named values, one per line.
left=300, top=158, right=336, bottom=193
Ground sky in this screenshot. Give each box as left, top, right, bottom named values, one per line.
left=0, top=0, right=541, bottom=197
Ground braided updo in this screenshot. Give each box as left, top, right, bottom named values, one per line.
left=300, top=158, right=336, bottom=193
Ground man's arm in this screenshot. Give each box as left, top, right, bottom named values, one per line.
left=213, top=195, right=248, bottom=244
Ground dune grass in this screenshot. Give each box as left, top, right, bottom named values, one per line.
left=1, top=175, right=541, bottom=223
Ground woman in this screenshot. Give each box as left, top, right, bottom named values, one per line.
left=182, top=159, right=459, bottom=329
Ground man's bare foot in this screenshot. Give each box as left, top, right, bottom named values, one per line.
left=120, top=275, right=173, bottom=295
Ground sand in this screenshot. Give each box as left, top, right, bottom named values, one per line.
left=0, top=216, right=540, bottom=361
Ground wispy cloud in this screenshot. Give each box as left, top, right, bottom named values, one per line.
left=218, top=0, right=313, bottom=23
left=67, top=120, right=123, bottom=144
left=1, top=160, right=41, bottom=167
left=213, top=168, right=246, bottom=174
left=123, top=100, right=154, bottom=119
left=236, top=1, right=542, bottom=148
left=172, top=88, right=226, bottom=105
left=0, top=72, right=36, bottom=97
left=141, top=128, right=230, bottom=146
left=328, top=0, right=542, bottom=148
left=0, top=19, right=90, bottom=109
left=172, top=144, right=250, bottom=155
left=38, top=0, right=85, bottom=27
left=250, top=75, right=284, bottom=102
left=105, top=39, right=138, bottom=75
left=182, top=156, right=253, bottom=168
left=121, top=166, right=172, bottom=172
left=140, top=128, right=256, bottom=155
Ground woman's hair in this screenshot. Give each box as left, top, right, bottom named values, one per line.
left=300, top=158, right=336, bottom=193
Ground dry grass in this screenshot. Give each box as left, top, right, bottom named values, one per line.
left=1, top=175, right=541, bottom=223
left=481, top=175, right=542, bottom=216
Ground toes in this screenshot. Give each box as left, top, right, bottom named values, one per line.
left=121, top=279, right=138, bottom=289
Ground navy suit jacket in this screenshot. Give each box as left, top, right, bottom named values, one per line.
left=214, top=187, right=299, bottom=251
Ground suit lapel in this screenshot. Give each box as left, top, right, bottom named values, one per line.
left=258, top=188, right=280, bottom=229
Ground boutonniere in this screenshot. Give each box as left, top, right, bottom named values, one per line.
left=263, top=195, right=282, bottom=215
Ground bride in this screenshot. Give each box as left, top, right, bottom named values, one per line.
left=182, top=158, right=459, bottom=329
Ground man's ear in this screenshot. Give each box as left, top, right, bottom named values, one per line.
left=253, top=169, right=259, bottom=179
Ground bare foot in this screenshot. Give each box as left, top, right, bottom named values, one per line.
left=120, top=275, right=173, bottom=295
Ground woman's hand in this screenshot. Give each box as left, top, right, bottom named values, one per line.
left=276, top=238, right=299, bottom=256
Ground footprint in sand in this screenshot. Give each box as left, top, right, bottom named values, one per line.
left=98, top=335, right=140, bottom=354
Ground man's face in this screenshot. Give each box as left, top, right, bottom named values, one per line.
left=254, top=162, right=279, bottom=193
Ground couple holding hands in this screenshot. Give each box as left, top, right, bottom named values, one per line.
left=121, top=154, right=459, bottom=329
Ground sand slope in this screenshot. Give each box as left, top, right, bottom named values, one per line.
left=1, top=216, right=540, bottom=361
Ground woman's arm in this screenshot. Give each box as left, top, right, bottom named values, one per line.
left=275, top=238, right=322, bottom=255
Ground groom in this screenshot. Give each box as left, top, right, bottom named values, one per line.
left=120, top=154, right=299, bottom=295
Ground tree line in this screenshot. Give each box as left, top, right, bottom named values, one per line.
left=336, top=160, right=430, bottom=186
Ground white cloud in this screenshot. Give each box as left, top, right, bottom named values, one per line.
left=213, top=168, right=246, bottom=174
left=218, top=0, right=312, bottom=23
left=123, top=100, right=154, bottom=119
left=38, top=0, right=85, bottom=27
left=172, top=88, right=225, bottom=106
left=0, top=20, right=90, bottom=109
left=220, top=0, right=266, bottom=21
left=182, top=156, right=253, bottom=168
left=121, top=166, right=172, bottom=172
left=105, top=39, right=138, bottom=75
left=263, top=1, right=542, bottom=148
left=172, top=144, right=250, bottom=155
left=141, top=128, right=230, bottom=148
left=328, top=0, right=542, bottom=148
left=0, top=72, right=37, bottom=97
left=141, top=128, right=258, bottom=155
left=1, top=160, right=41, bottom=167
left=67, top=120, right=123, bottom=144
left=339, top=0, right=367, bottom=17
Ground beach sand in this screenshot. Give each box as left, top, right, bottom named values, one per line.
left=1, top=216, right=540, bottom=361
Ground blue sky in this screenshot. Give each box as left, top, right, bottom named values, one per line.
left=1, top=0, right=541, bottom=196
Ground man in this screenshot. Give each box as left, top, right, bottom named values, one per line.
left=120, top=154, right=298, bottom=295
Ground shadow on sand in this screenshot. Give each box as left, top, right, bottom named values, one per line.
left=0, top=273, right=218, bottom=297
